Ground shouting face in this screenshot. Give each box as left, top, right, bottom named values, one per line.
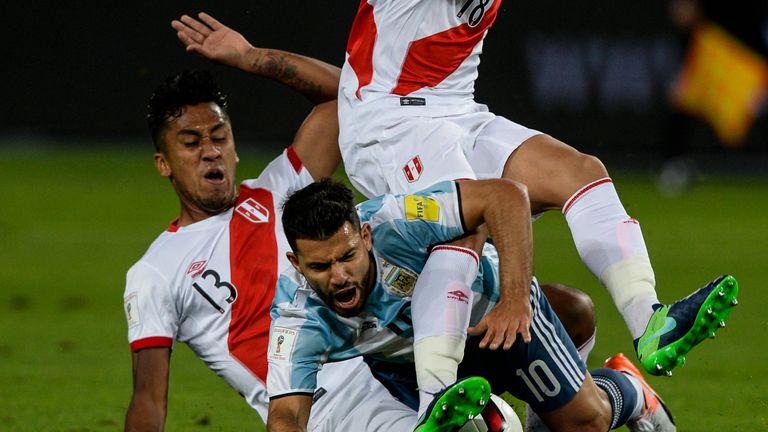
left=288, top=222, right=376, bottom=317
left=154, top=102, right=239, bottom=225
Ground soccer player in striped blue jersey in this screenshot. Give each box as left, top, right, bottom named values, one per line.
left=266, top=178, right=675, bottom=432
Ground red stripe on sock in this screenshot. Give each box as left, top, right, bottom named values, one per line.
left=431, top=245, right=479, bottom=266
left=562, top=178, right=613, bottom=216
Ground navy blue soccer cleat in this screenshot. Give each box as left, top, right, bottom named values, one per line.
left=634, top=275, right=739, bottom=376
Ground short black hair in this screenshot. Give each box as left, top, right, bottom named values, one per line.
left=282, top=178, right=361, bottom=253
left=146, top=70, right=229, bottom=151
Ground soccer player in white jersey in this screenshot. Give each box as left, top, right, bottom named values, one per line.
left=122, top=14, right=429, bottom=431
left=337, top=0, right=739, bottom=410
left=268, top=178, right=676, bottom=432
left=124, top=13, right=601, bottom=432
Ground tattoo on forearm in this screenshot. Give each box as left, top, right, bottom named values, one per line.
left=251, top=52, right=324, bottom=101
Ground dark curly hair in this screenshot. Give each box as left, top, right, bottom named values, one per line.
left=282, top=178, right=362, bottom=253
left=146, top=70, right=229, bottom=151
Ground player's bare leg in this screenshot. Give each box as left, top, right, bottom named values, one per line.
left=501, top=134, right=738, bottom=375
left=536, top=374, right=613, bottom=432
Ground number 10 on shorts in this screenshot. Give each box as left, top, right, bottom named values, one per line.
left=516, top=360, right=562, bottom=402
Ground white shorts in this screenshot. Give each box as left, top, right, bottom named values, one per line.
left=339, top=99, right=541, bottom=198
left=309, top=357, right=416, bottom=431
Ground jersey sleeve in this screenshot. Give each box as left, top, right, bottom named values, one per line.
left=243, top=147, right=314, bottom=197
left=267, top=275, right=331, bottom=399
left=124, top=261, right=178, bottom=351
left=359, top=180, right=466, bottom=260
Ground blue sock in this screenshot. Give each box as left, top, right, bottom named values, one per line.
left=590, top=368, right=638, bottom=429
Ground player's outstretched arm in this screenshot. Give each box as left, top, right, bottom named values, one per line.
left=266, top=394, right=312, bottom=432
left=125, top=347, right=171, bottom=432
left=458, top=179, right=534, bottom=350
left=172, top=12, right=341, bottom=104
left=172, top=12, right=342, bottom=179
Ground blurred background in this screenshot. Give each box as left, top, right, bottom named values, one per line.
left=4, top=1, right=766, bottom=171
left=1, top=0, right=767, bottom=430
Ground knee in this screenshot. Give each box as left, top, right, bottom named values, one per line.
left=541, top=283, right=596, bottom=348
left=567, top=286, right=596, bottom=344
left=575, top=152, right=609, bottom=183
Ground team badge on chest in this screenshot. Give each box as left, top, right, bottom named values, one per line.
left=380, top=259, right=418, bottom=297
left=236, top=198, right=270, bottom=223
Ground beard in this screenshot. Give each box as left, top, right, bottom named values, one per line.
left=198, top=191, right=237, bottom=214
left=176, top=182, right=237, bottom=216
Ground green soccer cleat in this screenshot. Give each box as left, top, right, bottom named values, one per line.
left=413, top=376, right=492, bottom=432
left=635, top=275, right=739, bottom=376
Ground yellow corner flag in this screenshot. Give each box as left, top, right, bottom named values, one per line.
left=673, top=22, right=768, bottom=147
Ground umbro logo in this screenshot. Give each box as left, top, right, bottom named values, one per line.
left=447, top=289, right=470, bottom=304
left=187, top=260, right=207, bottom=278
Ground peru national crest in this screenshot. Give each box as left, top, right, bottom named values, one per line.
left=403, top=155, right=423, bottom=183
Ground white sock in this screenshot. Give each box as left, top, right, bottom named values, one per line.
left=415, top=335, right=466, bottom=417
left=411, top=246, right=479, bottom=417
left=577, top=328, right=597, bottom=364
left=563, top=178, right=659, bottom=338
left=602, top=257, right=659, bottom=339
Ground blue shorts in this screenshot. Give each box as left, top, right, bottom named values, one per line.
left=366, top=281, right=586, bottom=413
left=459, top=281, right=586, bottom=412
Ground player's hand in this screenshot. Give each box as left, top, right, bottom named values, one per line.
left=171, top=12, right=253, bottom=70
left=467, top=296, right=531, bottom=350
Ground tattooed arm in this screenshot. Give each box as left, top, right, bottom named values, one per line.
left=172, top=12, right=340, bottom=104
left=172, top=12, right=342, bottom=179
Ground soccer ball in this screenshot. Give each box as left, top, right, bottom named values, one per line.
left=459, top=393, right=524, bottom=432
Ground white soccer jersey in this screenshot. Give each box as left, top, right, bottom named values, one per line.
left=124, top=148, right=310, bottom=419
left=337, top=0, right=540, bottom=199
left=267, top=181, right=503, bottom=398
left=340, top=0, right=501, bottom=105
left=125, top=148, right=419, bottom=430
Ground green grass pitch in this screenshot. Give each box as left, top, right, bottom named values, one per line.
left=0, top=147, right=766, bottom=430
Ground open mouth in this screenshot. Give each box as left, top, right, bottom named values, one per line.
left=333, top=285, right=361, bottom=313
left=204, top=168, right=225, bottom=184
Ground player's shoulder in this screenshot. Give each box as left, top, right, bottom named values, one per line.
left=126, top=226, right=175, bottom=272
left=126, top=220, right=211, bottom=282
left=135, top=223, right=203, bottom=264
left=240, top=148, right=312, bottom=196
left=273, top=270, right=341, bottom=330
left=273, top=268, right=315, bottom=313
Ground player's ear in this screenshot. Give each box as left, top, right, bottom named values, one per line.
left=155, top=152, right=172, bottom=177
left=286, top=251, right=301, bottom=271
left=361, top=223, right=373, bottom=252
